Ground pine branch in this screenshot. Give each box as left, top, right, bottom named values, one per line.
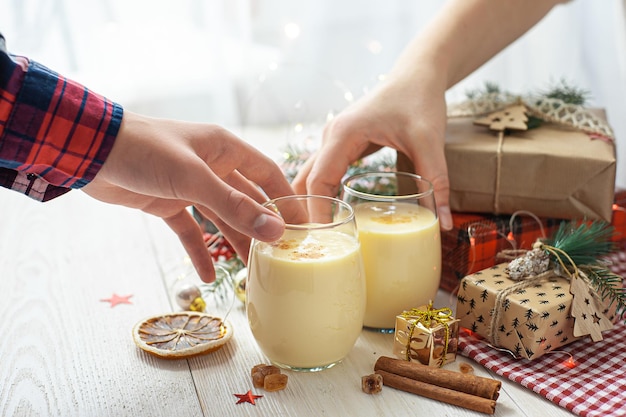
left=544, top=221, right=624, bottom=322
left=581, top=265, right=626, bottom=321
left=465, top=81, right=502, bottom=100
left=546, top=220, right=617, bottom=265
left=540, top=78, right=591, bottom=106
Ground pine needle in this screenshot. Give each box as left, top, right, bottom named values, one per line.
left=546, top=220, right=617, bottom=265
left=541, top=78, right=591, bottom=106
left=465, top=81, right=502, bottom=100
left=544, top=220, right=624, bottom=322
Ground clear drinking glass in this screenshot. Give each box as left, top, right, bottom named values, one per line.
left=246, top=195, right=366, bottom=372
left=341, top=172, right=441, bottom=332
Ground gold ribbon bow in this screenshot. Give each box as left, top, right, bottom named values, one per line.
left=402, top=302, right=454, bottom=366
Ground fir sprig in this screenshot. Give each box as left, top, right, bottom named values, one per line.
left=541, top=78, right=591, bottom=106
left=543, top=220, right=624, bottom=321
left=465, top=79, right=591, bottom=106
left=545, top=220, right=617, bottom=266
left=465, top=81, right=502, bottom=100
left=463, top=79, right=591, bottom=130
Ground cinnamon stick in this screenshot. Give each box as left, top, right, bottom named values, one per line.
left=374, top=356, right=501, bottom=400
left=376, top=370, right=496, bottom=414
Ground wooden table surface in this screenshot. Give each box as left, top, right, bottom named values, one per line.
left=0, top=123, right=579, bottom=417
left=0, top=185, right=579, bottom=417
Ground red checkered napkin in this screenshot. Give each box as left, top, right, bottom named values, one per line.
left=459, top=251, right=626, bottom=417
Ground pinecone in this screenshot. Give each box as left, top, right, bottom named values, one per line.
left=506, top=248, right=550, bottom=280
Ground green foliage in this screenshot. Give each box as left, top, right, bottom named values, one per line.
left=540, top=78, right=591, bottom=106
left=526, top=116, right=543, bottom=129
left=546, top=220, right=617, bottom=266
left=544, top=220, right=624, bottom=321
left=464, top=79, right=590, bottom=131
left=465, top=81, right=502, bottom=100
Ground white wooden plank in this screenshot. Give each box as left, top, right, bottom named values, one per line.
left=0, top=191, right=202, bottom=417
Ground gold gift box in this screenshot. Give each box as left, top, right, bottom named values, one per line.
left=393, top=307, right=459, bottom=367
left=456, top=263, right=617, bottom=360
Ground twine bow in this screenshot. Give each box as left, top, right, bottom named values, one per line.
left=402, top=302, right=454, bottom=366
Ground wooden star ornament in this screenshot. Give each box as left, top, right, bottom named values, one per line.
left=234, top=390, right=263, bottom=405
left=100, top=293, right=133, bottom=308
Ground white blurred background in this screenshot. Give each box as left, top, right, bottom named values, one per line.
left=1, top=0, right=625, bottom=186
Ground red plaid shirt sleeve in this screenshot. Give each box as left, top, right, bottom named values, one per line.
left=0, top=35, right=123, bottom=201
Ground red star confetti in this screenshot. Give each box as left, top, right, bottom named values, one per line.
left=234, top=390, right=263, bottom=405
left=100, top=293, right=133, bottom=308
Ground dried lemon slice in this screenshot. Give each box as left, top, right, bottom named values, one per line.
left=132, top=311, right=233, bottom=359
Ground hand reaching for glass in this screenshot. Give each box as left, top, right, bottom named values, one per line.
left=82, top=111, right=294, bottom=283
left=291, top=77, right=452, bottom=231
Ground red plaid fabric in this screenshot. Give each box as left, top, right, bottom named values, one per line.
left=459, top=250, right=626, bottom=417
left=0, top=33, right=122, bottom=201
left=441, top=192, right=626, bottom=293
left=441, top=212, right=563, bottom=292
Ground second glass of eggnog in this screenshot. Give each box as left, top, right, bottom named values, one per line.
left=246, top=195, right=366, bottom=372
left=341, top=172, right=441, bottom=332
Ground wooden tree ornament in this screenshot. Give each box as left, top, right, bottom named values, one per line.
left=473, top=103, right=529, bottom=132
left=570, top=273, right=615, bottom=342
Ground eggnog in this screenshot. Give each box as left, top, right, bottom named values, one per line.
left=246, top=228, right=366, bottom=370
left=354, top=202, right=441, bottom=329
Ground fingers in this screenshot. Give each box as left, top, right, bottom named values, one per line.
left=200, top=129, right=294, bottom=203
left=291, top=153, right=316, bottom=195
left=163, top=209, right=216, bottom=283
left=201, top=213, right=253, bottom=265
left=300, top=122, right=369, bottom=199
left=173, top=156, right=286, bottom=243
left=157, top=128, right=291, bottom=244
left=417, top=138, right=452, bottom=232
left=404, top=143, right=452, bottom=231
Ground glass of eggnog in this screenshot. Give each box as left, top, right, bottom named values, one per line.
left=246, top=195, right=366, bottom=372
left=341, top=172, right=441, bottom=332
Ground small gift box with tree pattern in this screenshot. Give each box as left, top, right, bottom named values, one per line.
left=456, top=220, right=625, bottom=359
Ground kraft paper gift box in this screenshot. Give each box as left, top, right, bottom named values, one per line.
left=396, top=108, right=616, bottom=222
left=456, top=263, right=619, bottom=360
left=393, top=306, right=460, bottom=367
left=444, top=110, right=616, bottom=222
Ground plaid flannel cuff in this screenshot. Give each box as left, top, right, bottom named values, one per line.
left=1, top=58, right=123, bottom=190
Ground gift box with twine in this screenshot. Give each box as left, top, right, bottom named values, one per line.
left=456, top=221, right=623, bottom=360
left=397, top=93, right=616, bottom=222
